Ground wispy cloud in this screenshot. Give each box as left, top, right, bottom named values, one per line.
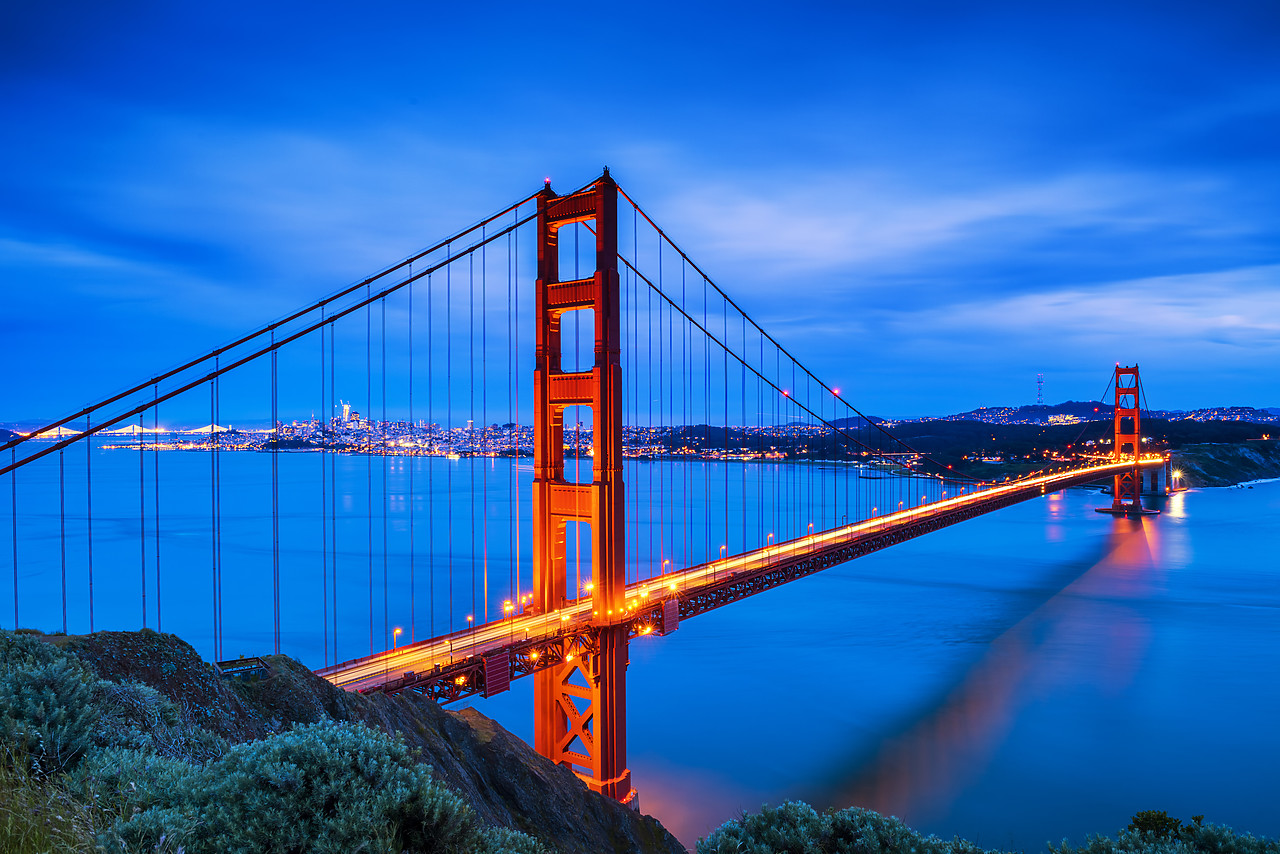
left=653, top=168, right=1251, bottom=285
left=904, top=265, right=1280, bottom=348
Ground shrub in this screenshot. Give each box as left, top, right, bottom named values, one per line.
left=1050, top=813, right=1280, bottom=854
left=92, top=720, right=522, bottom=854
left=702, top=805, right=1280, bottom=854
left=1129, top=812, right=1188, bottom=840
left=475, top=825, right=553, bottom=854
left=698, top=802, right=1002, bottom=854
left=0, top=632, right=100, bottom=773
left=91, top=680, right=228, bottom=764
left=76, top=747, right=201, bottom=816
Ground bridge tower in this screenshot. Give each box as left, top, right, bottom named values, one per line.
left=1100, top=364, right=1155, bottom=515
left=531, top=171, right=634, bottom=803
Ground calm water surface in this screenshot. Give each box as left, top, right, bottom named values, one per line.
left=4, top=451, right=1277, bottom=851
left=479, top=479, right=1280, bottom=850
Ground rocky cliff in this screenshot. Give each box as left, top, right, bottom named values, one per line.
left=1170, top=441, right=1280, bottom=487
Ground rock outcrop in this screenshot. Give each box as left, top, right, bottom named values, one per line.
left=1171, top=441, right=1280, bottom=487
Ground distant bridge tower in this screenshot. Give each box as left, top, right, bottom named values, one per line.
left=531, top=171, right=633, bottom=803
left=1098, top=364, right=1156, bottom=515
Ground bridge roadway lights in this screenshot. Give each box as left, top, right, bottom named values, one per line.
left=531, top=170, right=636, bottom=804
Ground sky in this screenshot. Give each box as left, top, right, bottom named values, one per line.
left=3, top=1, right=1279, bottom=420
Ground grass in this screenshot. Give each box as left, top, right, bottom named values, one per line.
left=0, top=753, right=100, bottom=854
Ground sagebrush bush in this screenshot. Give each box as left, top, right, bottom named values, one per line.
left=91, top=720, right=519, bottom=854
left=0, top=632, right=100, bottom=772
left=1129, top=812, right=1190, bottom=840
left=475, top=826, right=553, bottom=854
left=1050, top=820, right=1280, bottom=854
left=698, top=801, right=1003, bottom=854
left=698, top=805, right=1280, bottom=854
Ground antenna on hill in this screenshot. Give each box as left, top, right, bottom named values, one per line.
left=1036, top=373, right=1044, bottom=406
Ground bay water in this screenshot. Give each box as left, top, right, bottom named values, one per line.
left=3, top=448, right=1277, bottom=851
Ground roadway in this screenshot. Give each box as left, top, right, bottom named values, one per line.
left=317, top=456, right=1164, bottom=695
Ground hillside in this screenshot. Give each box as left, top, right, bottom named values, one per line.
left=881, top=419, right=1276, bottom=486
left=1165, top=441, right=1280, bottom=487
left=6, top=628, right=684, bottom=854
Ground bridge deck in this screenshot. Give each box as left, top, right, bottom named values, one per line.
left=317, top=458, right=1163, bottom=700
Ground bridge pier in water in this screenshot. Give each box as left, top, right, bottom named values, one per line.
left=531, top=171, right=635, bottom=804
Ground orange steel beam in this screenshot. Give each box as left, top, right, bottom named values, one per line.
left=530, top=171, right=632, bottom=803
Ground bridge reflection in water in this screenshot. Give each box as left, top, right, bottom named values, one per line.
left=808, top=510, right=1163, bottom=830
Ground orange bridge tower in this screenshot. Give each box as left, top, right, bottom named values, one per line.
left=531, top=171, right=634, bottom=804
left=1098, top=364, right=1157, bottom=516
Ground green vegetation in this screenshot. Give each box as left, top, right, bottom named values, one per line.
left=0, top=629, right=547, bottom=854
left=1052, top=811, right=1278, bottom=854
left=698, top=804, right=1279, bottom=854
left=0, top=757, right=103, bottom=854
left=698, top=802, right=999, bottom=854
left=8, top=628, right=1276, bottom=854
left=86, top=721, right=549, bottom=854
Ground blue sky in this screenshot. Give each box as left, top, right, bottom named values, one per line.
left=3, top=1, right=1278, bottom=419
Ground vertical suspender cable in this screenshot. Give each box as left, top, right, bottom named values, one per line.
left=330, top=317, right=338, bottom=662
left=428, top=269, right=435, bottom=640
left=703, top=275, right=709, bottom=562
left=320, top=318, right=328, bottom=667
left=139, top=412, right=146, bottom=628
left=271, top=331, right=280, bottom=654
left=408, top=262, right=415, bottom=643
left=210, top=375, right=218, bottom=660
left=382, top=300, right=388, bottom=648
left=154, top=386, right=161, bottom=632
left=481, top=229, right=488, bottom=624
left=59, top=450, right=66, bottom=633
left=86, top=415, right=94, bottom=633
left=647, top=235, right=654, bottom=575
left=741, top=313, right=746, bottom=546
left=512, top=213, right=521, bottom=610
left=506, top=227, right=515, bottom=611
left=381, top=300, right=388, bottom=649
left=682, top=259, right=689, bottom=573
left=723, top=293, right=729, bottom=559
left=656, top=234, right=663, bottom=573
left=447, top=248, right=454, bottom=636
left=215, top=363, right=223, bottom=659
left=367, top=286, right=374, bottom=654
left=469, top=253, right=477, bottom=623
left=9, top=449, right=14, bottom=629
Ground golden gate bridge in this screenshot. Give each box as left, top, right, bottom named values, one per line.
left=0, top=170, right=1166, bottom=806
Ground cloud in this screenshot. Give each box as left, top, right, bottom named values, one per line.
left=908, top=265, right=1280, bottom=348
left=651, top=168, right=1251, bottom=285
